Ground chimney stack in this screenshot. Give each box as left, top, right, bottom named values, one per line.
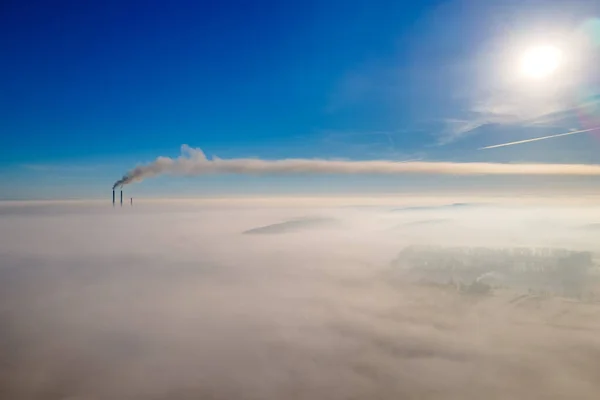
left=112, top=190, right=115, bottom=206
left=120, top=190, right=123, bottom=206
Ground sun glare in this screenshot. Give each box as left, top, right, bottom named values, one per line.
left=520, top=45, right=562, bottom=79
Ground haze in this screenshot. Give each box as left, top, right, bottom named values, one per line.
left=2, top=196, right=600, bottom=399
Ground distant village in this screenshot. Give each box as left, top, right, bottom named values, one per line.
left=391, top=246, right=600, bottom=299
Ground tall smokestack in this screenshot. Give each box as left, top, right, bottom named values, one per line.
left=112, top=190, right=115, bottom=206
left=120, top=190, right=123, bottom=206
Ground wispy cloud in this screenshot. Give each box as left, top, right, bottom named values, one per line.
left=438, top=94, right=599, bottom=146
left=479, top=126, right=600, bottom=150
left=437, top=119, right=490, bottom=145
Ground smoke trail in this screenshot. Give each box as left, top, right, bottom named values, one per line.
left=479, top=127, right=600, bottom=150
left=112, top=144, right=600, bottom=188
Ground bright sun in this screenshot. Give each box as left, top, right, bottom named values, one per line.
left=520, top=45, right=562, bottom=79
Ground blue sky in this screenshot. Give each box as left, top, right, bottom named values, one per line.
left=1, top=0, right=600, bottom=199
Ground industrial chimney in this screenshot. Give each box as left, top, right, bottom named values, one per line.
left=120, top=190, right=123, bottom=206
left=112, top=190, right=115, bottom=206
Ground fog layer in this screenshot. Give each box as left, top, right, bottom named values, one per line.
left=1, top=197, right=600, bottom=399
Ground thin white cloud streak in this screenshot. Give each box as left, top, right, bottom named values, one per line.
left=438, top=119, right=490, bottom=145
left=479, top=126, right=600, bottom=150
left=113, top=145, right=600, bottom=188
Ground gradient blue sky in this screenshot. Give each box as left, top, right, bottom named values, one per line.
left=1, top=0, right=600, bottom=199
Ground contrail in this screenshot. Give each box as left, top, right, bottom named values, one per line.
left=112, top=144, right=600, bottom=188
left=479, top=126, right=600, bottom=150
